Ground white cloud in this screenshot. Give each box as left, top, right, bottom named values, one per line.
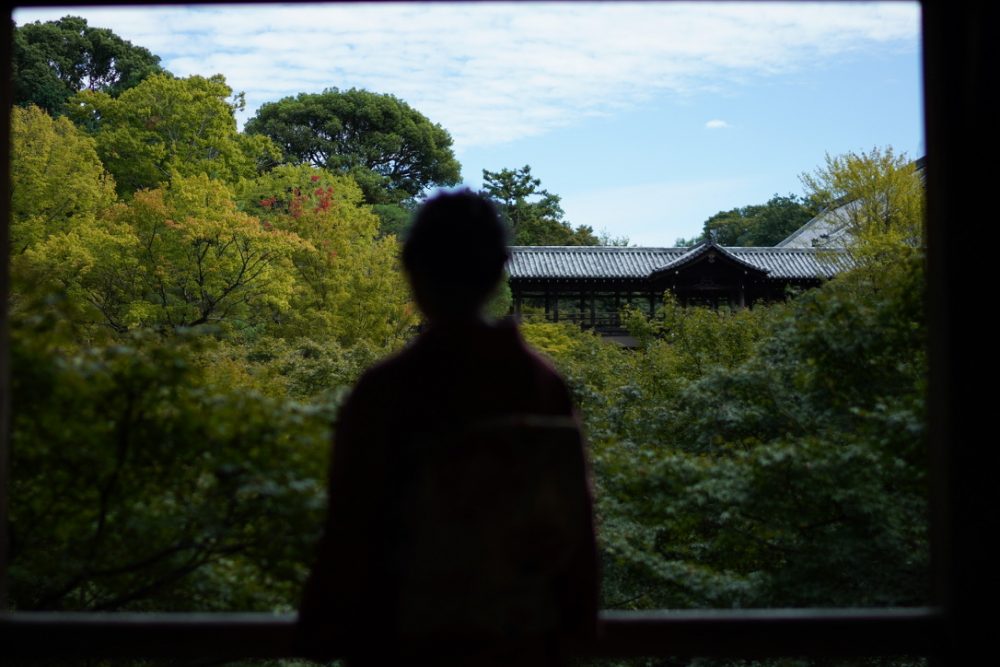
left=13, top=3, right=920, bottom=151
left=706, top=119, right=731, bottom=129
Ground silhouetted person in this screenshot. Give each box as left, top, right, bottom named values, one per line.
left=298, top=190, right=598, bottom=666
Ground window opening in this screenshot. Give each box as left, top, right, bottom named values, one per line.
left=1, top=0, right=968, bottom=664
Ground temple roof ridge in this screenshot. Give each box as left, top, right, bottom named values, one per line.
left=652, top=239, right=769, bottom=276
left=506, top=244, right=851, bottom=281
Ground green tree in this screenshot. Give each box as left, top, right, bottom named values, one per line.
left=519, top=151, right=927, bottom=612
left=526, top=259, right=926, bottom=611
left=9, top=321, right=332, bottom=611
left=597, top=230, right=630, bottom=247
left=69, top=73, right=280, bottom=195
left=238, top=165, right=417, bottom=348
left=800, top=147, right=924, bottom=267
left=244, top=88, right=462, bottom=206
left=700, top=193, right=818, bottom=246
left=481, top=165, right=598, bottom=246
left=371, top=202, right=416, bottom=238
left=626, top=255, right=926, bottom=609
left=9, top=105, right=116, bottom=257
left=21, top=174, right=307, bottom=338
left=13, top=15, right=165, bottom=116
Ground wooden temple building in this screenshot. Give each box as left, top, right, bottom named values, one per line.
left=506, top=240, right=851, bottom=337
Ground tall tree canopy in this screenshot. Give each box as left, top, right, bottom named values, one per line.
left=518, top=149, right=927, bottom=611
left=8, top=122, right=927, bottom=614
left=244, top=88, right=461, bottom=206
left=480, top=166, right=598, bottom=246
left=9, top=325, right=331, bottom=612
left=700, top=193, right=818, bottom=247
left=20, top=174, right=307, bottom=338
left=13, top=15, right=165, bottom=116
left=236, top=165, right=416, bottom=347
left=800, top=147, right=924, bottom=265
left=9, top=105, right=116, bottom=258
left=69, top=73, right=280, bottom=195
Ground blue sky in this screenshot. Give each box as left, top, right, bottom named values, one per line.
left=14, top=2, right=923, bottom=245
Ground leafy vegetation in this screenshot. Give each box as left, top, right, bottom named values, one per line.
left=800, top=147, right=924, bottom=267
left=519, top=148, right=928, bottom=612
left=696, top=193, right=819, bottom=247
left=9, top=323, right=332, bottom=612
left=8, top=103, right=409, bottom=612
left=245, top=88, right=462, bottom=209
left=522, top=246, right=926, bottom=611
left=13, top=15, right=165, bottom=116
left=8, top=35, right=417, bottom=610
left=69, top=73, right=280, bottom=196
left=9, top=105, right=116, bottom=258
left=481, top=165, right=600, bottom=246
left=8, top=16, right=927, bottom=635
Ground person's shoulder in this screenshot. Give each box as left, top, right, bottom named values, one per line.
left=521, top=338, right=563, bottom=377
left=349, top=346, right=405, bottom=392
left=504, top=323, right=564, bottom=378
left=501, top=322, right=575, bottom=413
left=347, top=332, right=440, bottom=398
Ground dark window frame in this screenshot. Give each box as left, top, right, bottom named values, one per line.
left=1, top=1, right=994, bottom=661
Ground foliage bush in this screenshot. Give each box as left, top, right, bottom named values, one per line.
left=9, top=317, right=334, bottom=611
left=525, top=250, right=927, bottom=611
left=9, top=85, right=927, bottom=625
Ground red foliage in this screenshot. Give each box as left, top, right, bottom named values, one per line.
left=277, top=179, right=338, bottom=218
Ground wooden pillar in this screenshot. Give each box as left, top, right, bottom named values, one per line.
left=0, top=16, right=11, bottom=609
left=553, top=289, right=560, bottom=323
left=648, top=293, right=655, bottom=317
left=589, top=291, right=597, bottom=327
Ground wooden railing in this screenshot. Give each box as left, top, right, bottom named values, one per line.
left=0, top=608, right=945, bottom=660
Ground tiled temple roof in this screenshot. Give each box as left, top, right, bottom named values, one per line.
left=507, top=243, right=851, bottom=281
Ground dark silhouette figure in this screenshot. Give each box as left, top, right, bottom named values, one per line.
left=298, top=190, right=598, bottom=666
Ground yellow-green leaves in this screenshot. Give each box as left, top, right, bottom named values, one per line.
left=240, top=165, right=417, bottom=348
left=112, top=174, right=309, bottom=333
left=800, top=147, right=924, bottom=268
left=19, top=173, right=309, bottom=337
left=12, top=108, right=412, bottom=348
left=70, top=74, right=280, bottom=195
left=10, top=105, right=116, bottom=255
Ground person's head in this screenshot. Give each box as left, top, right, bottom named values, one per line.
left=402, top=189, right=509, bottom=323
